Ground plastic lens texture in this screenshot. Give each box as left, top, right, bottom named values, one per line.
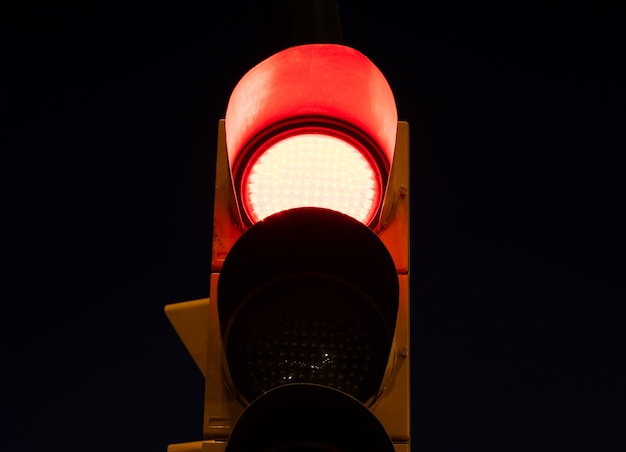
left=244, top=133, right=379, bottom=225
left=226, top=276, right=390, bottom=404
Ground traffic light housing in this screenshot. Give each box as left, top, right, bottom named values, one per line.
left=166, top=43, right=410, bottom=451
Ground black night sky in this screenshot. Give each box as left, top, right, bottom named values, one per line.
left=2, top=1, right=625, bottom=451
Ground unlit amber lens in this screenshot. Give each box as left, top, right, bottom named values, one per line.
left=225, top=276, right=389, bottom=404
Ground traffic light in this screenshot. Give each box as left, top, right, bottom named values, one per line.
left=166, top=43, right=410, bottom=451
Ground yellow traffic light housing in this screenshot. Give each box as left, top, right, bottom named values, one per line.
left=166, top=44, right=410, bottom=451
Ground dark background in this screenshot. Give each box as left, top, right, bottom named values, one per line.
left=2, top=1, right=624, bottom=450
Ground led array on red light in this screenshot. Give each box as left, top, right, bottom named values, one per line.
left=225, top=44, right=398, bottom=228
left=243, top=133, right=380, bottom=225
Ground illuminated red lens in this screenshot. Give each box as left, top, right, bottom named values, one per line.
left=243, top=133, right=381, bottom=225
left=225, top=44, right=398, bottom=228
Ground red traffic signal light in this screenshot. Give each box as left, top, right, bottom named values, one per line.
left=224, top=44, right=397, bottom=229
left=166, top=43, right=410, bottom=451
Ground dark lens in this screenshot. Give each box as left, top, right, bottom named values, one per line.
left=225, top=275, right=391, bottom=404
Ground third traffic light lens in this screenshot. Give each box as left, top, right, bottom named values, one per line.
left=224, top=384, right=395, bottom=452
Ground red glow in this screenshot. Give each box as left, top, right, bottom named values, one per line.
left=225, top=44, right=397, bottom=227
left=244, top=133, right=381, bottom=225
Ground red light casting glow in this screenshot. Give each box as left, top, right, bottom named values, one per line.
left=225, top=44, right=397, bottom=227
left=244, top=132, right=381, bottom=225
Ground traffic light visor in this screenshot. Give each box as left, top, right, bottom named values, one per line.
left=224, top=383, right=395, bottom=451
left=225, top=44, right=397, bottom=228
